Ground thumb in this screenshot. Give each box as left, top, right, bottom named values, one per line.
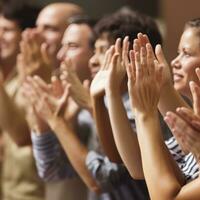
left=155, top=44, right=167, bottom=65
left=83, top=79, right=90, bottom=91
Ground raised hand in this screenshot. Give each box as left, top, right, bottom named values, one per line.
left=60, top=59, right=92, bottom=112
left=90, top=45, right=114, bottom=97
left=164, top=70, right=200, bottom=161
left=90, top=37, right=129, bottom=98
left=155, top=44, right=173, bottom=87
left=22, top=76, right=69, bottom=124
left=17, top=28, right=52, bottom=83
left=105, top=36, right=129, bottom=93
left=126, top=38, right=163, bottom=114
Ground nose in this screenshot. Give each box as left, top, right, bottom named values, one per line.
left=89, top=54, right=100, bottom=69
left=171, top=55, right=181, bottom=69
left=57, top=46, right=66, bottom=62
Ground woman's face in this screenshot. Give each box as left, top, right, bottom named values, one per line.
left=171, top=28, right=200, bottom=98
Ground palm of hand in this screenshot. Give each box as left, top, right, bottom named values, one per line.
left=63, top=97, right=79, bottom=122
left=90, top=70, right=108, bottom=97
left=106, top=56, right=126, bottom=92
left=155, top=45, right=173, bottom=87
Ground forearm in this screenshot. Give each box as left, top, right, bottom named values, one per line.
left=48, top=117, right=100, bottom=194
left=106, top=92, right=143, bottom=178
left=158, top=84, right=190, bottom=116
left=92, top=96, right=121, bottom=162
left=135, top=111, right=185, bottom=200
left=0, top=87, right=31, bottom=146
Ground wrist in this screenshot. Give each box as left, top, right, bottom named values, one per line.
left=134, top=109, right=158, bottom=121
left=105, top=87, right=121, bottom=98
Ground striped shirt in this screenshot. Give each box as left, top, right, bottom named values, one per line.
left=165, top=136, right=199, bottom=182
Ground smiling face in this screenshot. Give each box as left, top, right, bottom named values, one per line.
left=57, top=23, right=93, bottom=82
left=171, top=27, right=200, bottom=98
left=0, top=15, right=21, bottom=64
left=36, top=7, right=67, bottom=60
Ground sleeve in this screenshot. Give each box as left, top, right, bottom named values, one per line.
left=86, top=151, right=127, bottom=192
left=31, top=131, right=77, bottom=182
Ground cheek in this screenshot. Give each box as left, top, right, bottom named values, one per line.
left=183, top=61, right=200, bottom=81
left=44, top=32, right=62, bottom=45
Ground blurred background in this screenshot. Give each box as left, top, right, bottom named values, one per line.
left=0, top=0, right=200, bottom=61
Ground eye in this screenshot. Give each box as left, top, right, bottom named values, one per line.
left=183, top=50, right=190, bottom=57
left=68, top=43, right=79, bottom=49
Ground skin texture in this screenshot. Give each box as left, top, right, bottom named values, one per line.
left=22, top=22, right=101, bottom=193
left=36, top=3, right=83, bottom=67
left=89, top=33, right=122, bottom=162
left=0, top=15, right=21, bottom=78
left=57, top=23, right=92, bottom=82
left=165, top=69, right=200, bottom=162
left=126, top=35, right=200, bottom=200
left=171, top=28, right=200, bottom=98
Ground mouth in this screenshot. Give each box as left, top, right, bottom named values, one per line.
left=173, top=73, right=184, bottom=82
left=90, top=67, right=100, bottom=78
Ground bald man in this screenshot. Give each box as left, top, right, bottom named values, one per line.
left=0, top=2, right=84, bottom=200
left=36, top=3, right=83, bottom=67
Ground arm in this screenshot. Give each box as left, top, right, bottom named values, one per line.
left=105, top=37, right=143, bottom=178
left=31, top=131, right=76, bottom=181
left=130, top=39, right=200, bottom=200
left=0, top=85, right=31, bottom=146
left=25, top=76, right=100, bottom=193
left=48, top=116, right=100, bottom=194
left=90, top=44, right=122, bottom=163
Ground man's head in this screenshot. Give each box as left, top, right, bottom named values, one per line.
left=36, top=3, right=83, bottom=63
left=57, top=16, right=95, bottom=82
left=0, top=2, right=39, bottom=65
left=89, top=8, right=162, bottom=77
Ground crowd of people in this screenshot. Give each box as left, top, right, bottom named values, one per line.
left=0, top=0, right=200, bottom=200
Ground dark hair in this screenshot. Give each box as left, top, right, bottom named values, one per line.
left=1, top=0, right=41, bottom=30
left=68, top=15, right=97, bottom=28
left=185, top=18, right=200, bottom=29
left=68, top=15, right=97, bottom=49
left=94, top=7, right=162, bottom=49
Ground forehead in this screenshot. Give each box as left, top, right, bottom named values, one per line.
left=36, top=8, right=66, bottom=28
left=62, top=24, right=92, bottom=43
left=179, top=28, right=200, bottom=50
left=0, top=15, right=19, bottom=29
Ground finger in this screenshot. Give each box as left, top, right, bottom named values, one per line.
left=176, top=107, right=197, bottom=124
left=191, top=119, right=200, bottom=130
left=102, top=46, right=112, bottom=70
left=104, top=45, right=115, bottom=70
left=137, top=33, right=147, bottom=48
left=110, top=53, right=120, bottom=73
left=51, top=76, right=64, bottom=97
left=164, top=111, right=178, bottom=130
left=41, top=43, right=51, bottom=65
left=155, top=44, right=167, bottom=64
left=122, top=36, right=130, bottom=67
left=83, top=79, right=90, bottom=90
left=195, top=68, right=200, bottom=82
left=135, top=51, right=142, bottom=80
left=189, top=81, right=200, bottom=116
left=140, top=46, right=147, bottom=76
left=115, top=38, right=122, bottom=55
left=155, top=60, right=163, bottom=83
left=33, top=75, right=50, bottom=92
left=146, top=43, right=155, bottom=75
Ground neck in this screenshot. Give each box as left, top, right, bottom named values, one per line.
left=0, top=58, right=16, bottom=81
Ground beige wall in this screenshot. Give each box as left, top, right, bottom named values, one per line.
left=161, top=0, right=200, bottom=61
